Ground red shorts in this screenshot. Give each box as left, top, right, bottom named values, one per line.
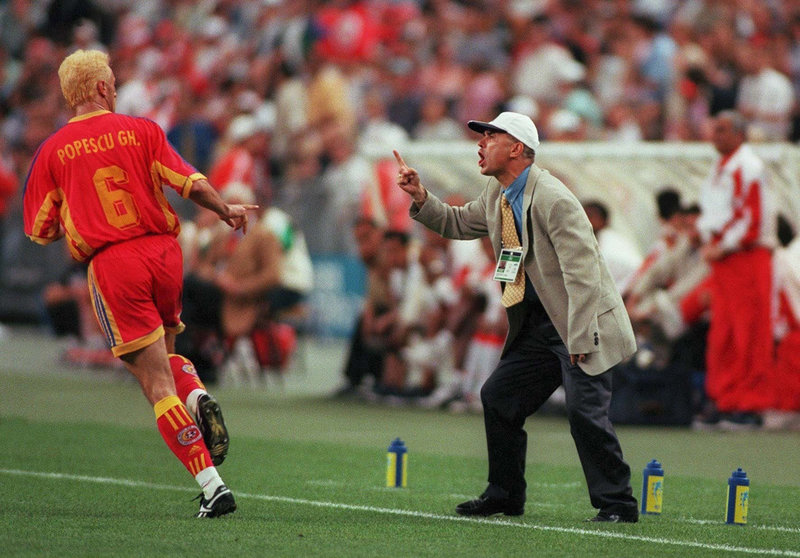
left=87, top=234, right=185, bottom=357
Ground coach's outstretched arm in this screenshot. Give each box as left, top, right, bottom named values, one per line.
left=189, top=178, right=258, bottom=233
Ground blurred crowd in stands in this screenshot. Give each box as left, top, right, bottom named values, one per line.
left=1, top=0, right=799, bottom=429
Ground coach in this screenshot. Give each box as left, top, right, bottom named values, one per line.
left=394, top=111, right=639, bottom=522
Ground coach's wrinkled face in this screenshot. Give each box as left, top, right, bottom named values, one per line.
left=477, top=130, right=523, bottom=178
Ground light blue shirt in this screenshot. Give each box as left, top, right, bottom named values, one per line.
left=501, top=165, right=530, bottom=239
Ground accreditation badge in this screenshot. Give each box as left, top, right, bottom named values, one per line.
left=493, top=247, right=523, bottom=282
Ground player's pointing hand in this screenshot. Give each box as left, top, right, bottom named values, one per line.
left=224, top=204, right=259, bottom=234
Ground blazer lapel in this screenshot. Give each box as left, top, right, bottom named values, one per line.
left=488, top=180, right=503, bottom=258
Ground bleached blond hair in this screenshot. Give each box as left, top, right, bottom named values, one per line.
left=58, top=49, right=112, bottom=109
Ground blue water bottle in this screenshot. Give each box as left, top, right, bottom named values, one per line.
left=726, top=468, right=749, bottom=525
left=641, top=459, right=664, bottom=515
left=386, top=438, right=407, bottom=488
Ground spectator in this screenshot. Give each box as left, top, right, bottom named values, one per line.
left=207, top=112, right=273, bottom=202
left=318, top=122, right=373, bottom=255
left=271, top=59, right=308, bottom=164
left=0, top=134, right=17, bottom=268
left=511, top=14, right=576, bottom=106
left=417, top=39, right=468, bottom=106
left=372, top=230, right=431, bottom=398
left=412, top=226, right=488, bottom=409
left=175, top=206, right=228, bottom=383
left=546, top=109, right=588, bottom=141
left=627, top=187, right=685, bottom=288
left=384, top=55, right=424, bottom=135
left=335, top=217, right=388, bottom=398
left=358, top=88, right=409, bottom=154
left=167, top=84, right=219, bottom=175
left=696, top=110, right=777, bottom=429
left=627, top=205, right=709, bottom=342
left=305, top=52, right=356, bottom=136
left=413, top=94, right=465, bottom=141
left=632, top=15, right=677, bottom=101
left=212, top=185, right=284, bottom=384
left=736, top=40, right=794, bottom=141
left=68, top=19, right=106, bottom=54
left=258, top=195, right=314, bottom=319
left=557, top=60, right=603, bottom=131
left=272, top=132, right=329, bottom=254
left=41, top=256, right=119, bottom=368
left=399, top=239, right=457, bottom=400
left=0, top=1, right=41, bottom=60
left=437, top=235, right=507, bottom=413
left=626, top=204, right=712, bottom=405
left=583, top=200, right=643, bottom=295
left=604, top=101, right=644, bottom=142
left=766, top=230, right=800, bottom=430
left=114, top=47, right=179, bottom=131
left=314, top=0, right=382, bottom=65
left=651, top=188, right=685, bottom=255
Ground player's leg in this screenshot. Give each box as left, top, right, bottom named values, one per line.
left=88, top=237, right=235, bottom=517
left=120, top=338, right=235, bottom=517
left=168, top=351, right=229, bottom=466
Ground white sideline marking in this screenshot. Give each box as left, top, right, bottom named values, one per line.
left=682, top=518, right=800, bottom=535
left=2, top=468, right=798, bottom=557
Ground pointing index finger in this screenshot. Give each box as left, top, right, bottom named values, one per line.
left=393, top=150, right=407, bottom=169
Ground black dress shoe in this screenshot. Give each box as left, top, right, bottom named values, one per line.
left=587, top=510, right=638, bottom=523
left=455, top=496, right=524, bottom=517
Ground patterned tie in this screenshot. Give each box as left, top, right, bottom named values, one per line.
left=500, top=193, right=525, bottom=307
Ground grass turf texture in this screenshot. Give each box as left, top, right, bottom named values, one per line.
left=1, top=331, right=799, bottom=557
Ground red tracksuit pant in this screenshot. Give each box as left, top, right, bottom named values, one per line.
left=705, top=247, right=774, bottom=413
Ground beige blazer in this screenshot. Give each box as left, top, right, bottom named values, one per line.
left=411, top=164, right=636, bottom=375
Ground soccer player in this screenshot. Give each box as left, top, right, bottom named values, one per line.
left=23, top=49, right=256, bottom=518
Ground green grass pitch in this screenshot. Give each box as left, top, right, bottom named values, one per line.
left=1, top=330, right=799, bottom=557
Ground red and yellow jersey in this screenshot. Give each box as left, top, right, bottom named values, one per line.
left=23, top=110, right=205, bottom=261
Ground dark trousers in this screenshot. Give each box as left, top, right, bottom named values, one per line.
left=480, top=302, right=637, bottom=514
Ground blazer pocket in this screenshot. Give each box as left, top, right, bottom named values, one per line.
left=597, top=292, right=617, bottom=315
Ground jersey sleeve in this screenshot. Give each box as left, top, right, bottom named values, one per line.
left=23, top=145, right=64, bottom=245
left=147, top=120, right=205, bottom=198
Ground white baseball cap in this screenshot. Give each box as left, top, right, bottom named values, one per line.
left=468, top=111, right=540, bottom=150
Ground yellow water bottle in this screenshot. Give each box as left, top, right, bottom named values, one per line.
left=726, top=468, right=749, bottom=525
left=641, top=459, right=664, bottom=514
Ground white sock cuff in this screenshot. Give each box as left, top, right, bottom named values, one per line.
left=186, top=389, right=206, bottom=418
left=195, top=466, right=223, bottom=498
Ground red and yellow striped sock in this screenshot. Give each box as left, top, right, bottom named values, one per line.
left=154, top=395, right=213, bottom=477
left=169, top=354, right=206, bottom=401
left=168, top=354, right=207, bottom=417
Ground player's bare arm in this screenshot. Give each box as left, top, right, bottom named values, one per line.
left=188, top=178, right=258, bottom=233
left=393, top=150, right=427, bottom=206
